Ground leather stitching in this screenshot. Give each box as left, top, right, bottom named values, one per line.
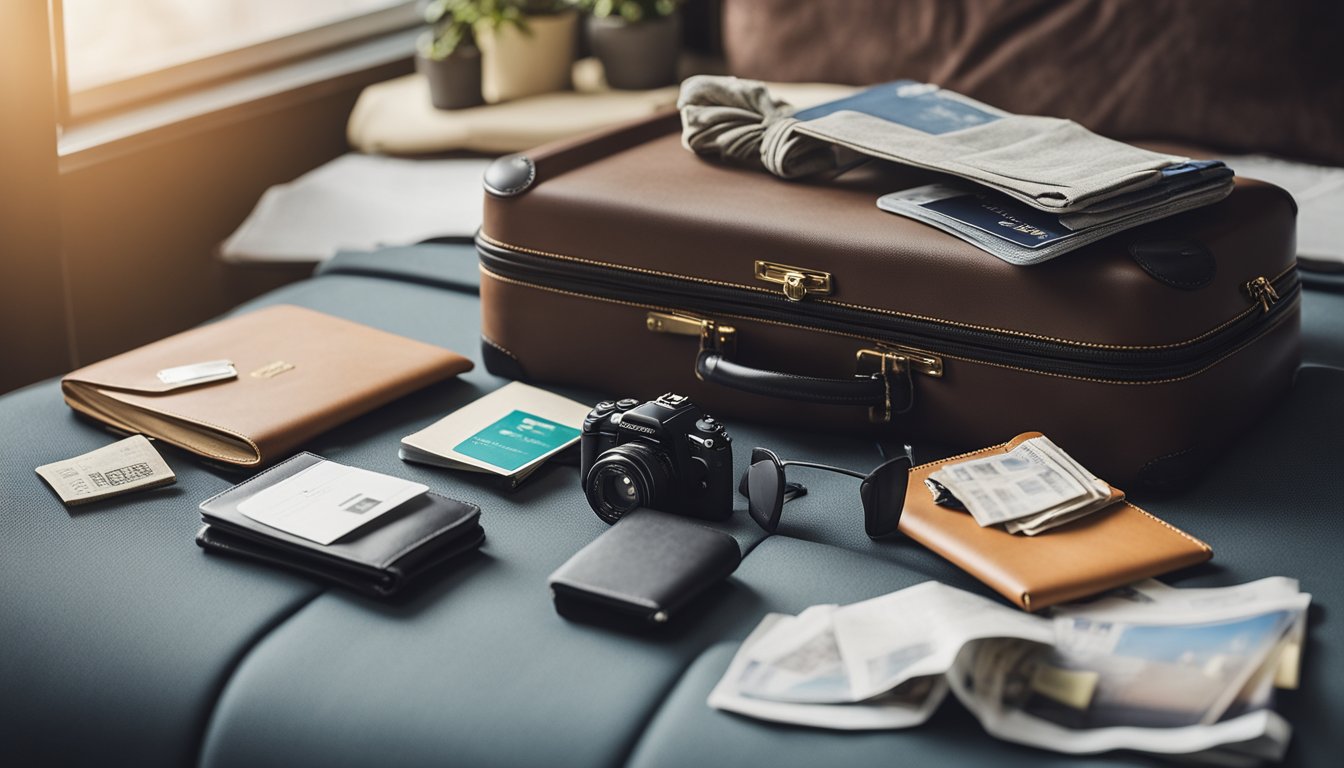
left=1126, top=501, right=1213, bottom=553
left=481, top=334, right=521, bottom=363
left=909, top=440, right=1012, bottom=472
left=1139, top=446, right=1196, bottom=474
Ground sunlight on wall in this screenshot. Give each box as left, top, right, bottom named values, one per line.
left=62, top=0, right=404, bottom=90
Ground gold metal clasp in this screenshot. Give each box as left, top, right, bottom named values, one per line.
left=1244, top=276, right=1279, bottom=314
left=856, top=344, right=942, bottom=424
left=754, top=260, right=833, bottom=302
left=856, top=344, right=944, bottom=379
left=646, top=311, right=736, bottom=352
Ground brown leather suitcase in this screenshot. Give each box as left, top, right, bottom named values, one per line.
left=476, top=113, right=1299, bottom=490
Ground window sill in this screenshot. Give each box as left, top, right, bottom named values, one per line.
left=57, top=28, right=417, bottom=174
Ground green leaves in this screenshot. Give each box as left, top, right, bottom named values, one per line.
left=425, top=0, right=565, bottom=58
left=576, top=0, right=681, bottom=22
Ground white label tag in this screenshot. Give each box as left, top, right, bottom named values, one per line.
left=156, top=359, right=237, bottom=387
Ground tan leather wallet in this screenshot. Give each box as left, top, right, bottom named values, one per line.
left=900, top=432, right=1212, bottom=611
left=62, top=305, right=473, bottom=467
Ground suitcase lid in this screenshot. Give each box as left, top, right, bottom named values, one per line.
left=481, top=112, right=1297, bottom=350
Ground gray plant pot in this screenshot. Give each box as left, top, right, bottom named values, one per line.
left=416, top=48, right=484, bottom=110
left=587, top=13, right=681, bottom=90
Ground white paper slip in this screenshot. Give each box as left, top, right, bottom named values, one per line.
left=237, top=460, right=428, bottom=545
left=156, top=359, right=237, bottom=387
left=399, top=381, right=589, bottom=484
left=35, top=435, right=176, bottom=506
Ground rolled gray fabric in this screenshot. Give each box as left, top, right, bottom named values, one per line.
left=677, top=75, right=836, bottom=178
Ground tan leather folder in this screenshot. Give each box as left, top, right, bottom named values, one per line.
left=900, top=432, right=1212, bottom=611
left=62, top=305, right=473, bottom=467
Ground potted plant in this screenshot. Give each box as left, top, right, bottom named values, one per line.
left=578, top=0, right=681, bottom=90
left=416, top=0, right=485, bottom=110
left=474, top=0, right=579, bottom=104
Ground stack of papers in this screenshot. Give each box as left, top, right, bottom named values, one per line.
left=926, top=435, right=1117, bottom=535
left=711, top=578, right=1310, bottom=764
left=219, top=154, right=492, bottom=264
left=400, top=382, right=589, bottom=488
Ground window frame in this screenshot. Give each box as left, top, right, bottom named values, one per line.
left=55, top=0, right=420, bottom=123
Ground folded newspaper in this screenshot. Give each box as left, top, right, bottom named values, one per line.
left=710, top=578, right=1309, bottom=764
left=925, top=435, right=1117, bottom=535
left=678, top=77, right=1235, bottom=265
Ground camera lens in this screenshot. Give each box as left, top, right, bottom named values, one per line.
left=585, top=443, right=672, bottom=524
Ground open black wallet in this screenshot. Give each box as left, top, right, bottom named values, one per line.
left=197, top=452, right=484, bottom=598
left=548, top=510, right=741, bottom=628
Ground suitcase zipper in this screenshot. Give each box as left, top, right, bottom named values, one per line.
left=478, top=240, right=1298, bottom=383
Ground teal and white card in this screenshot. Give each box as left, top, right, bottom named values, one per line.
left=453, top=410, right=581, bottom=472
left=399, top=381, right=591, bottom=484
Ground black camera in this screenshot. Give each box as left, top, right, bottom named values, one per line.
left=580, top=393, right=734, bottom=524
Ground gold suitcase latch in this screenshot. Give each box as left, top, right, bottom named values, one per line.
left=754, top=260, right=833, bottom=302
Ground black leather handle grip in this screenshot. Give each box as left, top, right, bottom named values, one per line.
left=696, top=350, right=895, bottom=407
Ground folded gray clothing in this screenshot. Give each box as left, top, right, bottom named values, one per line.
left=878, top=182, right=1234, bottom=266
left=678, top=75, right=836, bottom=178
left=1058, top=162, right=1236, bottom=230
left=678, top=76, right=1196, bottom=214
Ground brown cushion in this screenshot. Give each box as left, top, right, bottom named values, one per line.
left=722, top=0, right=1344, bottom=165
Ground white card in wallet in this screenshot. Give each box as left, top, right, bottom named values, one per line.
left=237, top=459, right=428, bottom=545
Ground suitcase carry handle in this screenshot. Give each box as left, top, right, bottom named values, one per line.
left=696, top=351, right=894, bottom=407
left=649, top=311, right=918, bottom=423
left=696, top=350, right=915, bottom=423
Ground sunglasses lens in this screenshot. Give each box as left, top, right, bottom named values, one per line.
left=747, top=451, right=786, bottom=533
left=861, top=457, right=911, bottom=539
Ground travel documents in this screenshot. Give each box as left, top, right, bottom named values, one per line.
left=925, top=434, right=1117, bottom=535
left=710, top=578, right=1310, bottom=764
left=400, top=382, right=589, bottom=487
left=35, top=435, right=175, bottom=506
left=878, top=163, right=1233, bottom=265
left=61, top=305, right=473, bottom=467
left=898, top=433, right=1211, bottom=611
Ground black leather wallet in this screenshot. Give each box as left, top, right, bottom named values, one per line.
left=196, top=452, right=483, bottom=598
left=548, top=510, right=741, bottom=627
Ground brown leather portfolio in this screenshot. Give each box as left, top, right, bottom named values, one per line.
left=900, top=432, right=1213, bottom=611
left=62, top=305, right=473, bottom=467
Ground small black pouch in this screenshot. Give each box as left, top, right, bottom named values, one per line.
left=548, top=510, right=741, bottom=628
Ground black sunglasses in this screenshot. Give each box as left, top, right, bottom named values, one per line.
left=743, top=446, right=913, bottom=538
